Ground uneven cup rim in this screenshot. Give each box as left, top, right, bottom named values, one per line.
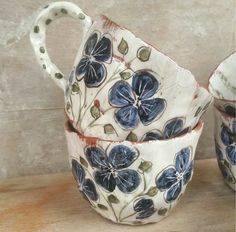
left=65, top=118, right=203, bottom=146
left=207, top=50, right=236, bottom=103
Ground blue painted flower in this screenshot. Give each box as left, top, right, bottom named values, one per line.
left=133, top=198, right=156, bottom=219
left=85, top=145, right=141, bottom=193
left=72, top=159, right=98, bottom=201
left=75, top=32, right=112, bottom=87
left=108, top=70, right=166, bottom=130
left=220, top=124, right=236, bottom=165
left=142, top=118, right=189, bottom=141
left=155, top=147, right=193, bottom=203
left=226, top=144, right=236, bottom=165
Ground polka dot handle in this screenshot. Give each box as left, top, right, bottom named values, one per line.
left=30, top=1, right=92, bottom=90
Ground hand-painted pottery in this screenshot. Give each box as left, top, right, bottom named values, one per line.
left=208, top=51, right=236, bottom=191
left=208, top=51, right=236, bottom=116
left=65, top=120, right=203, bottom=225
left=30, top=1, right=212, bottom=142
left=214, top=108, right=236, bottom=191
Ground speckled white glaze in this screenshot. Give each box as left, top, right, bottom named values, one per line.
left=65, top=120, right=203, bottom=225
left=30, top=2, right=212, bottom=142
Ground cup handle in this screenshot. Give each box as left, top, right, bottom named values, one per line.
left=30, top=1, right=92, bottom=91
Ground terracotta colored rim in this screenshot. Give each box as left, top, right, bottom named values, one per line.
left=65, top=117, right=203, bottom=145
left=207, top=50, right=236, bottom=103
left=99, top=15, right=209, bottom=92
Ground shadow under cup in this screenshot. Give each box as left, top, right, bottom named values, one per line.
left=64, top=120, right=203, bottom=225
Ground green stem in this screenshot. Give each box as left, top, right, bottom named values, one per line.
left=79, top=68, right=121, bottom=126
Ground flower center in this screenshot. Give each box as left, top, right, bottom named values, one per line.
left=134, top=96, right=141, bottom=108
left=176, top=172, right=184, bottom=181
left=108, top=165, right=117, bottom=177
left=89, top=55, right=96, bottom=63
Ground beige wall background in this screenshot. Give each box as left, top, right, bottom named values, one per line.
left=0, top=0, right=235, bottom=178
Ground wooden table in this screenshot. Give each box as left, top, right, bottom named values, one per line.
left=0, top=159, right=235, bottom=232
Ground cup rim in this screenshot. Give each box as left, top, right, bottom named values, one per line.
left=207, top=50, right=236, bottom=103
left=97, top=15, right=210, bottom=94
left=65, top=118, right=203, bottom=145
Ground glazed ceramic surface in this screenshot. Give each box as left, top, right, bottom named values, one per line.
left=65, top=121, right=203, bottom=225
left=208, top=51, right=236, bottom=191
left=30, top=1, right=212, bottom=142
left=208, top=51, right=236, bottom=117
left=214, top=108, right=236, bottom=191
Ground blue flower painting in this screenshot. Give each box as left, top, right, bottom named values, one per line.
left=72, top=159, right=98, bottom=201
left=109, top=70, right=166, bottom=130
left=156, top=147, right=193, bottom=202
left=75, top=32, right=112, bottom=87
left=85, top=145, right=141, bottom=193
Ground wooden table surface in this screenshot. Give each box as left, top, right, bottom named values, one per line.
left=0, top=159, right=235, bottom=232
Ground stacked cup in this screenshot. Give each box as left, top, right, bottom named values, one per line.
left=30, top=2, right=213, bottom=225
left=208, top=52, right=236, bottom=191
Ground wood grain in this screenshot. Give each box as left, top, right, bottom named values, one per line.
left=0, top=159, right=235, bottom=232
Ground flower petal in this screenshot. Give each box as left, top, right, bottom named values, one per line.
left=85, top=146, right=108, bottom=170
left=75, top=57, right=89, bottom=80
left=156, top=167, right=177, bottom=191
left=71, top=159, right=85, bottom=187
left=138, top=98, right=166, bottom=125
left=82, top=178, right=99, bottom=201
left=226, top=144, right=236, bottom=165
left=108, top=145, right=138, bottom=169
left=136, top=208, right=156, bottom=219
left=220, top=126, right=233, bottom=146
left=84, top=61, right=106, bottom=87
left=132, top=71, right=159, bottom=99
left=116, top=169, right=141, bottom=193
left=175, top=147, right=191, bottom=173
left=109, top=80, right=134, bottom=107
left=142, top=130, right=163, bottom=141
left=134, top=198, right=154, bottom=212
left=163, top=118, right=184, bottom=139
left=84, top=33, right=98, bottom=55
left=92, top=35, right=112, bottom=62
left=183, top=161, right=193, bottom=185
left=115, top=105, right=139, bottom=130
left=165, top=181, right=182, bottom=202
left=94, top=170, right=116, bottom=192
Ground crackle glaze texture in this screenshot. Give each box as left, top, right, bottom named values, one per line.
left=65, top=121, right=203, bottom=225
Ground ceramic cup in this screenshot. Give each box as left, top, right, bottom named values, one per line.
left=208, top=51, right=236, bottom=191
left=65, top=120, right=203, bottom=225
left=30, top=1, right=212, bottom=142
left=214, top=108, right=236, bottom=191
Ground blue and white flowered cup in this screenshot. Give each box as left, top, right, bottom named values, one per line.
left=208, top=51, right=236, bottom=191
left=65, top=120, right=204, bottom=225
left=30, top=1, right=212, bottom=142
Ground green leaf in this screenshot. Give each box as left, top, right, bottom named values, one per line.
left=78, top=13, right=85, bottom=20
left=104, top=124, right=116, bottom=134
left=138, top=160, right=152, bottom=172
left=97, top=204, right=108, bottom=210
left=72, top=82, right=80, bottom=93
left=126, top=132, right=138, bottom=142
left=108, top=194, right=119, bottom=204
left=158, top=208, right=168, bottom=216
left=147, top=186, right=158, bottom=197
left=90, top=106, right=100, bottom=119
left=118, top=38, right=128, bottom=55
left=120, top=70, right=132, bottom=80
left=137, top=46, right=151, bottom=62
left=80, top=156, right=88, bottom=168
